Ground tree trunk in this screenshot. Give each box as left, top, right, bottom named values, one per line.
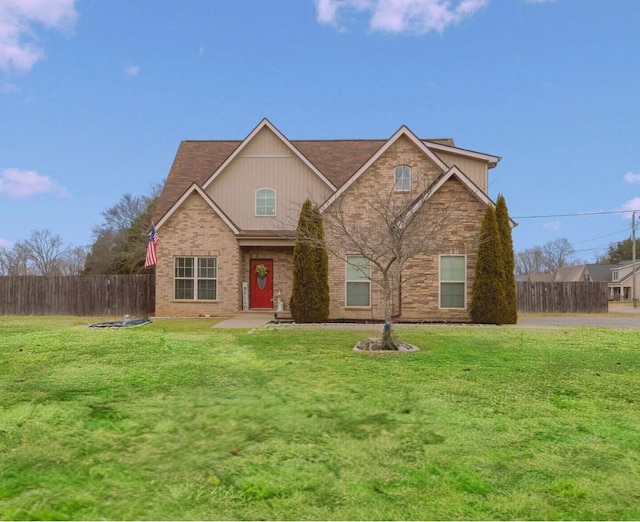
left=382, top=277, right=396, bottom=349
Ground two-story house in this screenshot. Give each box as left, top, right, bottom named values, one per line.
left=152, top=118, right=502, bottom=321
left=610, top=261, right=640, bottom=302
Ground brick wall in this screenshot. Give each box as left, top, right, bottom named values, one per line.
left=155, top=192, right=241, bottom=317
left=324, top=136, right=486, bottom=322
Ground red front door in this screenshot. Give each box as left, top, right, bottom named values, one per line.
left=250, top=259, right=273, bottom=309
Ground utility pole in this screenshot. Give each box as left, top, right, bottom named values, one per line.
left=633, top=212, right=637, bottom=309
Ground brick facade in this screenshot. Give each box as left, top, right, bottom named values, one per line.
left=155, top=192, right=241, bottom=317
left=154, top=122, right=500, bottom=321
left=322, top=136, right=485, bottom=322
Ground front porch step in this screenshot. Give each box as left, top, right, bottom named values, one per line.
left=273, top=310, right=294, bottom=322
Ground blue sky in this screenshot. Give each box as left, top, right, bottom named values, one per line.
left=1, top=0, right=639, bottom=262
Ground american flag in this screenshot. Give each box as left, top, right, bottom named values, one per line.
left=144, top=223, right=159, bottom=268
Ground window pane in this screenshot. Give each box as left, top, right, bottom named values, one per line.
left=346, top=256, right=369, bottom=280
left=256, top=189, right=276, bottom=216
left=175, top=279, right=194, bottom=300
left=175, top=257, right=194, bottom=278
left=198, top=257, right=217, bottom=279
left=394, top=165, right=411, bottom=191
left=441, top=282, right=464, bottom=308
left=198, top=279, right=217, bottom=300
left=347, top=282, right=370, bottom=306
left=441, top=256, right=465, bottom=281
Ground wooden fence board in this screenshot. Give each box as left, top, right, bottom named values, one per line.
left=0, top=275, right=155, bottom=316
left=516, top=281, right=608, bottom=313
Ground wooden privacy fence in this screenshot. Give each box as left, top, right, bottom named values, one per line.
left=517, top=281, right=608, bottom=313
left=0, top=275, right=155, bottom=316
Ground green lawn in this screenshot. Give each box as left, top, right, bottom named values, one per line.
left=1, top=316, right=639, bottom=520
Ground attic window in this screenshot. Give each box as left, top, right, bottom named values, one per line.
left=394, top=165, right=411, bottom=191
left=612, top=270, right=619, bottom=282
left=256, top=188, right=276, bottom=216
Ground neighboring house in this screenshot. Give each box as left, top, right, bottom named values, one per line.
left=549, top=262, right=639, bottom=301
left=152, top=118, right=502, bottom=321
left=553, top=265, right=588, bottom=283
left=609, top=261, right=640, bottom=301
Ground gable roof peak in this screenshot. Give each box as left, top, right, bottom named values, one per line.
left=201, top=118, right=337, bottom=192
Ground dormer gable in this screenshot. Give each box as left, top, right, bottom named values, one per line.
left=202, top=118, right=336, bottom=191
left=321, top=125, right=450, bottom=212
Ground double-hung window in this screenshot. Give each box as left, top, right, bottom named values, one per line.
left=346, top=255, right=371, bottom=307
left=394, top=165, right=411, bottom=192
left=256, top=188, right=276, bottom=216
left=175, top=256, right=217, bottom=300
left=440, top=255, right=466, bottom=308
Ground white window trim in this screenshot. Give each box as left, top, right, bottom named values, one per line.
left=439, top=254, right=467, bottom=309
left=255, top=187, right=276, bottom=217
left=174, top=256, right=218, bottom=301
left=345, top=255, right=371, bottom=308
left=612, top=270, right=619, bottom=282
left=394, top=165, right=411, bottom=192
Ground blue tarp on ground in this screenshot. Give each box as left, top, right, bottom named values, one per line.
left=89, top=317, right=151, bottom=328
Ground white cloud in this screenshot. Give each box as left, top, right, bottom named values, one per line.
left=315, top=0, right=490, bottom=34
left=543, top=221, right=561, bottom=231
left=125, top=64, right=140, bottom=77
left=624, top=172, right=640, bottom=184
left=0, top=168, right=69, bottom=198
left=618, top=197, right=640, bottom=218
left=0, top=0, right=78, bottom=73
left=0, top=237, right=11, bottom=249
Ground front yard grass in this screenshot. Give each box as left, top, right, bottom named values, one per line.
left=1, top=317, right=639, bottom=520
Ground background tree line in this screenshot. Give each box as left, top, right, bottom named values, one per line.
left=515, top=236, right=634, bottom=276
left=0, top=184, right=160, bottom=276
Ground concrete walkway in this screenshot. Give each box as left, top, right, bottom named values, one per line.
left=212, top=312, right=274, bottom=328
left=210, top=304, right=640, bottom=329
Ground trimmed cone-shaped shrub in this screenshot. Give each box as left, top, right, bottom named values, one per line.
left=310, top=202, right=330, bottom=320
left=290, top=199, right=330, bottom=323
left=471, top=205, right=506, bottom=324
left=496, top=194, right=518, bottom=324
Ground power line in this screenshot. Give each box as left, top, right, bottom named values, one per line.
left=572, top=228, right=630, bottom=246
left=512, top=209, right=640, bottom=219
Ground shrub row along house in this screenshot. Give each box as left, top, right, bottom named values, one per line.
left=152, top=118, right=503, bottom=321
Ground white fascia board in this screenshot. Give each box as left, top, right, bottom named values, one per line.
left=202, top=118, right=336, bottom=192
left=425, top=141, right=501, bottom=167
left=321, top=125, right=448, bottom=212
left=156, top=183, right=240, bottom=234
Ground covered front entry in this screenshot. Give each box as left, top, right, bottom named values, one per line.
left=250, top=259, right=273, bottom=308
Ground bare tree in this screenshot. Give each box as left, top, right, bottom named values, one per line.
left=516, top=238, right=575, bottom=275
left=0, top=242, right=31, bottom=275
left=0, top=231, right=86, bottom=276
left=60, top=245, right=89, bottom=275
left=294, top=166, right=474, bottom=348
left=543, top=238, right=574, bottom=271
left=23, top=229, right=68, bottom=276
left=515, top=246, right=546, bottom=275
